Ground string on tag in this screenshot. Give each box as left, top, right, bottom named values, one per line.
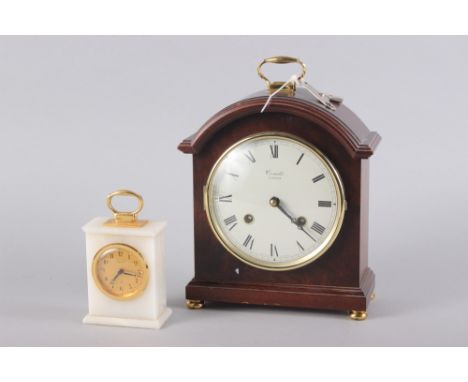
left=260, top=75, right=299, bottom=113
left=261, top=75, right=340, bottom=113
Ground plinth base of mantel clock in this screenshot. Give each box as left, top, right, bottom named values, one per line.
left=83, top=308, right=172, bottom=329
left=186, top=268, right=375, bottom=318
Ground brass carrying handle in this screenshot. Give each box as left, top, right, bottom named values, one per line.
left=257, top=56, right=307, bottom=89
left=106, top=189, right=144, bottom=223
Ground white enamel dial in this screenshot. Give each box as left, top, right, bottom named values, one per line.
left=205, top=133, right=346, bottom=271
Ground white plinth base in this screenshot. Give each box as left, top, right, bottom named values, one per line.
left=83, top=308, right=172, bottom=329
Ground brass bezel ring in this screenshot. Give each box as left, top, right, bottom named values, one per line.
left=257, top=56, right=307, bottom=88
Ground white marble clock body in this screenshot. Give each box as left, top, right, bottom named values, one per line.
left=82, top=217, right=171, bottom=329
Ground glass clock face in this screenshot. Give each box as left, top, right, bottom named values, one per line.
left=205, top=133, right=346, bottom=271
left=92, top=243, right=149, bottom=300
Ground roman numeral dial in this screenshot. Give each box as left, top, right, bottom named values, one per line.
left=244, top=150, right=256, bottom=163
left=206, top=135, right=345, bottom=270
left=270, top=244, right=279, bottom=257
left=218, top=194, right=232, bottom=203
left=296, top=153, right=304, bottom=165
left=313, top=174, right=325, bottom=183
left=243, top=234, right=254, bottom=250
left=311, top=222, right=326, bottom=235
left=224, top=215, right=238, bottom=231
left=270, top=142, right=279, bottom=158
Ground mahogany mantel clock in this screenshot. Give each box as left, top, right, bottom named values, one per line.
left=178, top=57, right=381, bottom=320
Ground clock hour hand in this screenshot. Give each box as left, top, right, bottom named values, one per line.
left=122, top=271, right=137, bottom=277
left=111, top=268, right=124, bottom=284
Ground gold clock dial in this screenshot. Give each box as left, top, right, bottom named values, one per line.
left=92, top=243, right=149, bottom=300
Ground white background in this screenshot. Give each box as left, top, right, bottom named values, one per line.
left=1, top=36, right=467, bottom=346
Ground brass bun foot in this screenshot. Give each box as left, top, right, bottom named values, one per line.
left=349, top=310, right=368, bottom=321
left=186, top=299, right=204, bottom=309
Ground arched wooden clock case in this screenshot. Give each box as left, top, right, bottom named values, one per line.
left=178, top=87, right=381, bottom=319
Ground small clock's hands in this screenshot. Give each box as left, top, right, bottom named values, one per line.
left=111, top=268, right=124, bottom=284
left=110, top=269, right=137, bottom=287
left=270, top=196, right=316, bottom=242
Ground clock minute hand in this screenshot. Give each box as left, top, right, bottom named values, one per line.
left=277, top=201, right=297, bottom=224
left=270, top=196, right=316, bottom=242
left=270, top=196, right=298, bottom=225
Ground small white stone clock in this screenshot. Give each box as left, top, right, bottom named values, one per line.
left=82, top=190, right=172, bottom=329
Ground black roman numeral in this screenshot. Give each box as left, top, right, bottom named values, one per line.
left=296, top=153, right=304, bottom=165
left=227, top=172, right=239, bottom=178
left=270, top=243, right=279, bottom=257
left=244, top=151, right=256, bottom=163
left=270, top=142, right=278, bottom=158
left=311, top=222, right=326, bottom=235
left=296, top=241, right=304, bottom=251
left=223, top=215, right=237, bottom=231
left=218, top=194, right=232, bottom=202
left=312, top=174, right=325, bottom=183
left=318, top=201, right=332, bottom=208
left=224, top=215, right=237, bottom=225
left=243, top=234, right=254, bottom=250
